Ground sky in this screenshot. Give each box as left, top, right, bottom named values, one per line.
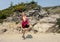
left=0, top=0, right=60, bottom=10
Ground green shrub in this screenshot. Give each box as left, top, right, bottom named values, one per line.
left=57, top=29, right=60, bottom=33
left=56, top=18, right=60, bottom=28
left=0, top=19, right=3, bottom=23
left=55, top=19, right=60, bottom=33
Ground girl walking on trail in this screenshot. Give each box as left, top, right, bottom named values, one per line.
left=21, top=12, right=30, bottom=39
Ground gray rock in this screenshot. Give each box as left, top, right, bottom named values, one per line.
left=29, top=18, right=37, bottom=26
left=0, top=29, right=7, bottom=34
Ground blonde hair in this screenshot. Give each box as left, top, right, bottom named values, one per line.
left=21, top=12, right=26, bottom=16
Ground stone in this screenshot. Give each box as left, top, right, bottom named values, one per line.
left=33, top=23, right=55, bottom=32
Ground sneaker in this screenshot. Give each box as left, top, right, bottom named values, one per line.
left=22, top=36, right=26, bottom=40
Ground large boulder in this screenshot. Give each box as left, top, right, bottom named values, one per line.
left=39, top=14, right=60, bottom=23
left=33, top=23, right=55, bottom=32
left=29, top=17, right=37, bottom=26
left=39, top=17, right=57, bottom=23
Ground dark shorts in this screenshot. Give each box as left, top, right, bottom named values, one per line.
left=23, top=24, right=29, bottom=28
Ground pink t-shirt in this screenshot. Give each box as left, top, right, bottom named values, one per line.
left=22, top=16, right=29, bottom=28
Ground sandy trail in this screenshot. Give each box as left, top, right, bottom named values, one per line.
left=0, top=33, right=60, bottom=42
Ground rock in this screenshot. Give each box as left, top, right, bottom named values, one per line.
left=33, top=23, right=55, bottom=32
left=29, top=17, right=37, bottom=26
left=0, top=29, right=7, bottom=34
left=39, top=9, right=47, bottom=16
left=33, top=23, right=43, bottom=32
left=0, top=22, right=21, bottom=34
left=49, top=14, right=60, bottom=19
left=1, top=29, right=7, bottom=32
left=39, top=17, right=57, bottom=23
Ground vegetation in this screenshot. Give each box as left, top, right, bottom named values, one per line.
left=43, top=6, right=60, bottom=14
left=56, top=18, right=60, bottom=33
left=0, top=1, right=40, bottom=23
left=56, top=18, right=60, bottom=28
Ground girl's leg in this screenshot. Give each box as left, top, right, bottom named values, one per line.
left=22, top=29, right=26, bottom=39
left=27, top=27, right=30, bottom=31
left=23, top=30, right=25, bottom=36
left=22, top=28, right=30, bottom=39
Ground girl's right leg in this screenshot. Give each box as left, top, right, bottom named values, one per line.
left=22, top=29, right=26, bottom=39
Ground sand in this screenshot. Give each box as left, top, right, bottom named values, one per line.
left=0, top=32, right=60, bottom=42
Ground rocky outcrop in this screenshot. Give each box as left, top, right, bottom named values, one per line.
left=33, top=23, right=55, bottom=32
left=33, top=14, right=60, bottom=33
left=0, top=22, right=21, bottom=34
left=0, top=8, right=60, bottom=34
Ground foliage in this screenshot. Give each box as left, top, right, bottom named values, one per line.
left=0, top=1, right=40, bottom=23
left=43, top=6, right=60, bottom=14
left=56, top=18, right=60, bottom=28
left=56, top=18, right=60, bottom=33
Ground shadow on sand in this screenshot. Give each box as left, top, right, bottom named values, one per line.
left=26, top=34, right=33, bottom=39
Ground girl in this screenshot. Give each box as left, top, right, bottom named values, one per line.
left=21, top=12, right=30, bottom=39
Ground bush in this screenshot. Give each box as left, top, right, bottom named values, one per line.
left=0, top=14, right=7, bottom=19
left=56, top=18, right=60, bottom=33
left=57, top=29, right=60, bottom=33
left=56, top=18, right=60, bottom=28
left=0, top=19, right=3, bottom=23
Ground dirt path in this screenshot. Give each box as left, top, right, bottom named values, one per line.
left=0, top=33, right=60, bottom=42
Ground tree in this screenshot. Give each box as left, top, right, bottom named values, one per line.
left=14, top=2, right=26, bottom=12
left=10, top=1, right=13, bottom=7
